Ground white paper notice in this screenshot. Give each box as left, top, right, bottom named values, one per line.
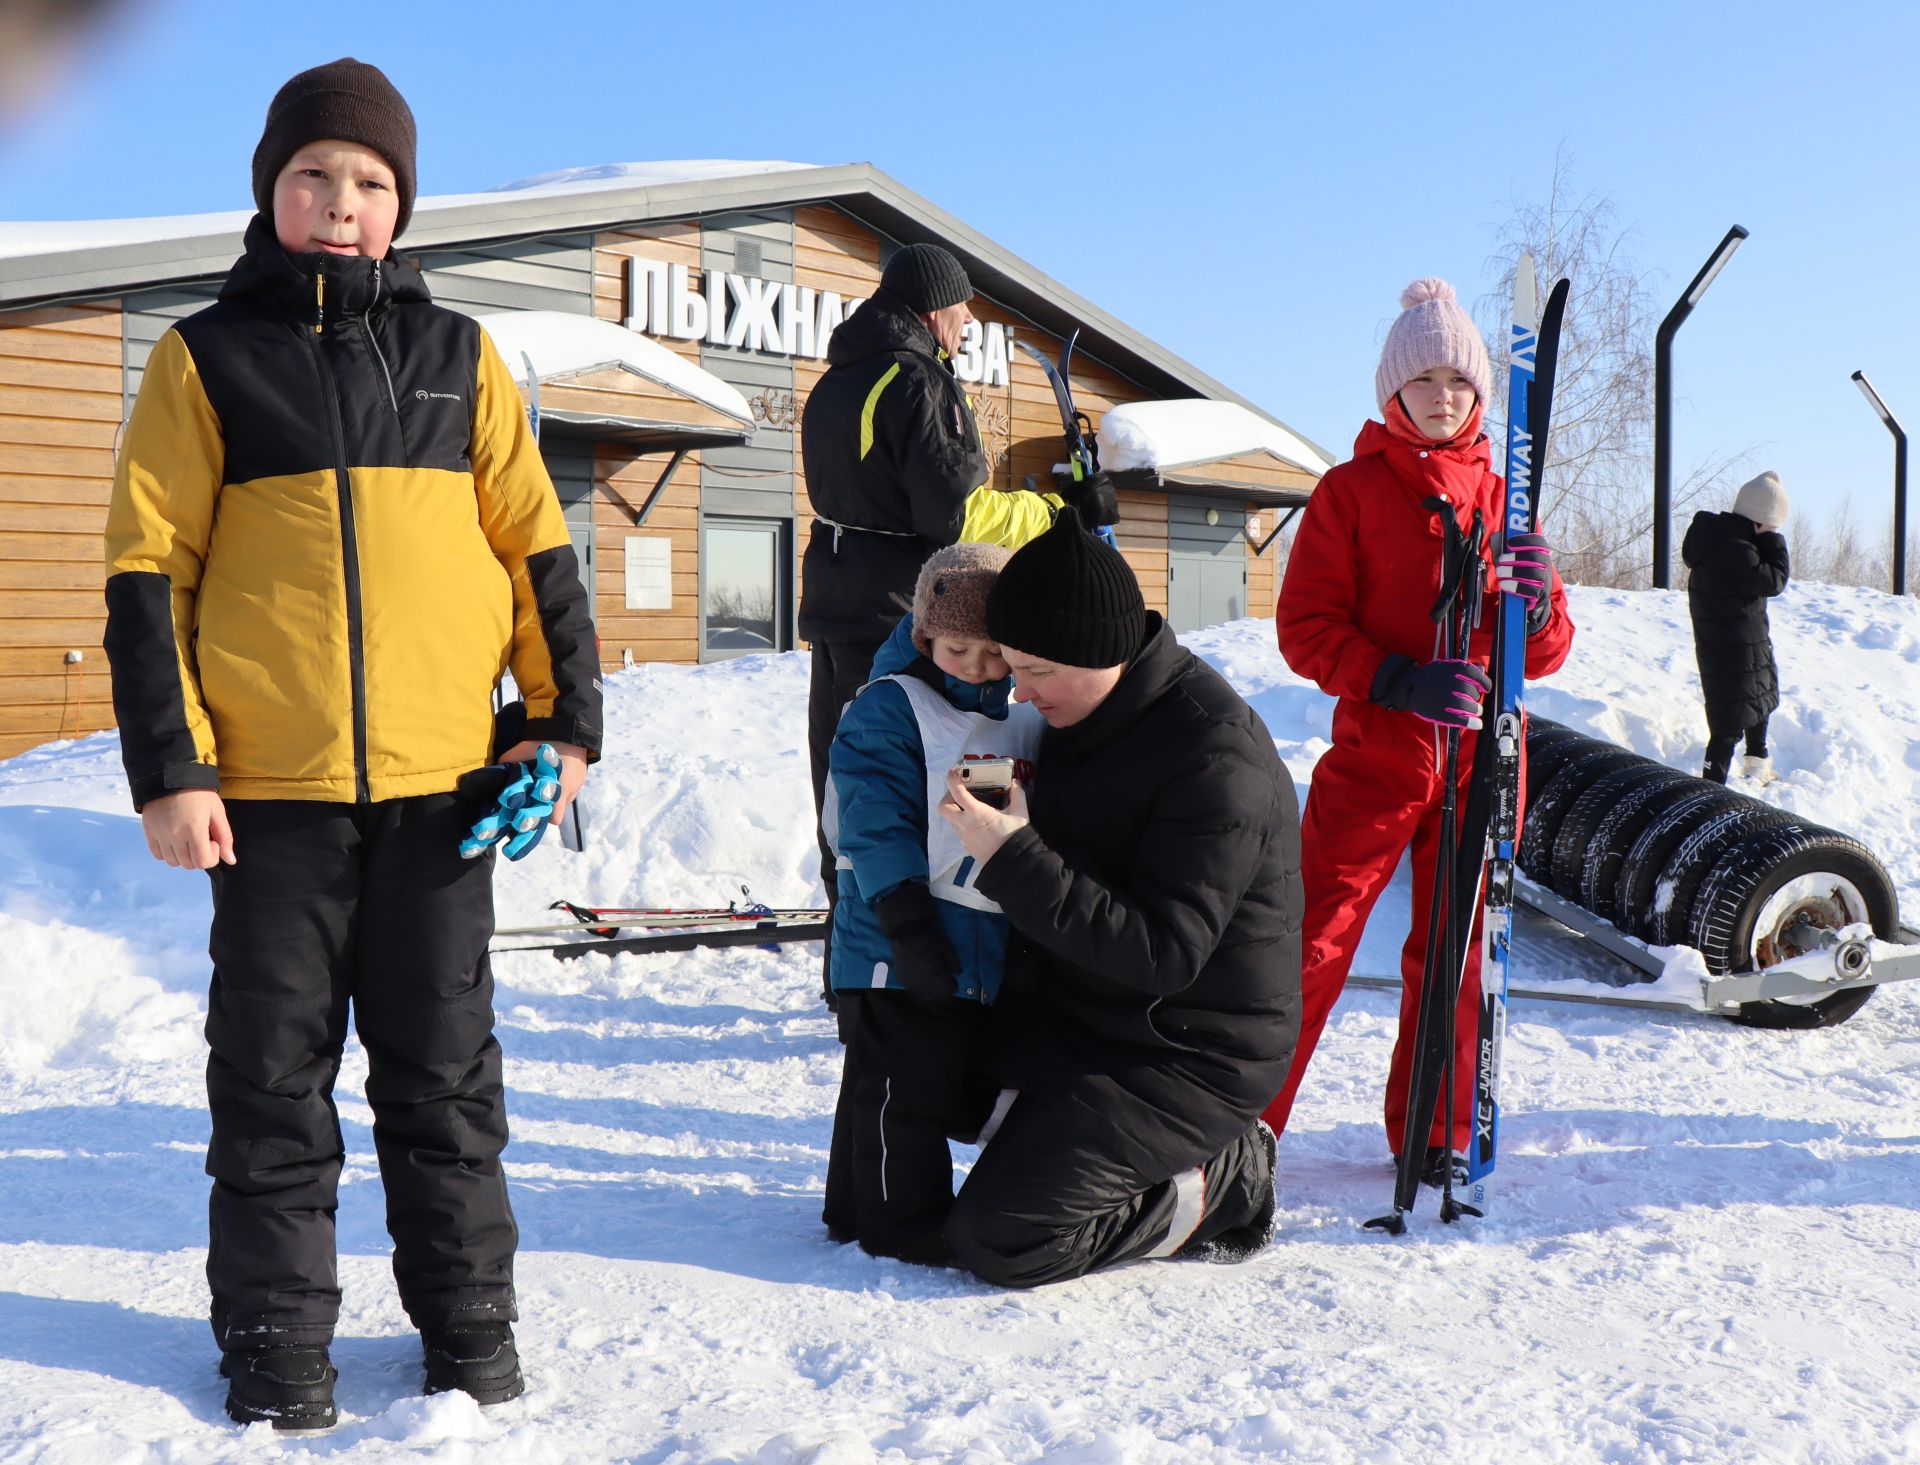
left=625, top=535, right=672, bottom=610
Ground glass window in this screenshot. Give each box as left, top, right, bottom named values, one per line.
left=702, top=517, right=787, bottom=658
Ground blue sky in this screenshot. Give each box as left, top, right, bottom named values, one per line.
left=3, top=0, right=1915, bottom=569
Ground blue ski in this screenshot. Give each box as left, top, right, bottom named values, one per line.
left=1464, top=257, right=1570, bottom=1209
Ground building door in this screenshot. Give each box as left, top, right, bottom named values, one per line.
left=701, top=515, right=790, bottom=659
left=1166, top=495, right=1247, bottom=632
left=542, top=440, right=596, bottom=599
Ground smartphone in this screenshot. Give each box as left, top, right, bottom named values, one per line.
left=953, top=757, right=1015, bottom=810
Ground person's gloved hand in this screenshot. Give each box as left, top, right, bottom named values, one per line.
left=457, top=743, right=562, bottom=860
left=1495, top=531, right=1554, bottom=635
left=1371, top=655, right=1494, bottom=731
left=872, top=883, right=961, bottom=998
left=1069, top=470, right=1120, bottom=532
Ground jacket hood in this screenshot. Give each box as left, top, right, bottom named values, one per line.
left=1682, top=509, right=1756, bottom=567
left=874, top=614, right=1011, bottom=716
left=220, top=212, right=430, bottom=322
left=1348, top=416, right=1494, bottom=526
left=826, top=288, right=945, bottom=368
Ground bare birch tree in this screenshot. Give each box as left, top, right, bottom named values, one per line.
left=1477, top=149, right=1751, bottom=587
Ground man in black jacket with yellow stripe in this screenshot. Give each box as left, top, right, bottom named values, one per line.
left=798, top=243, right=1116, bottom=987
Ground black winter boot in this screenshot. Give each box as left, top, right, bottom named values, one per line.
left=220, top=1343, right=337, bottom=1429
left=1196, top=1120, right=1278, bottom=1260
left=1419, top=1147, right=1468, bottom=1188
left=422, top=1321, right=524, bottom=1404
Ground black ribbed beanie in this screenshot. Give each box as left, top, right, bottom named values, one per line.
left=252, top=58, right=418, bottom=238
left=986, top=512, right=1147, bottom=668
left=880, top=242, right=973, bottom=314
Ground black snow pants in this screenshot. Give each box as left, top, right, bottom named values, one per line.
left=807, top=636, right=886, bottom=1003
left=822, top=988, right=998, bottom=1263
left=1703, top=716, right=1770, bottom=784
left=203, top=794, right=516, bottom=1349
left=944, top=1083, right=1273, bottom=1289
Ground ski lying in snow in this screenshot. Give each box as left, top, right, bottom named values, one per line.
left=1463, top=258, right=1571, bottom=1214
left=494, top=891, right=816, bottom=939
left=1013, top=327, right=1117, bottom=546
left=497, top=915, right=828, bottom=961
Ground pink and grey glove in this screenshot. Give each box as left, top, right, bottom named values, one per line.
left=1371, top=656, right=1495, bottom=731
left=1495, top=531, right=1555, bottom=633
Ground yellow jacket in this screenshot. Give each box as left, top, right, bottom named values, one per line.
left=104, top=220, right=602, bottom=808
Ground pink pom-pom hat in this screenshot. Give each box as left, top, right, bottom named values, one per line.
left=1374, top=277, right=1493, bottom=413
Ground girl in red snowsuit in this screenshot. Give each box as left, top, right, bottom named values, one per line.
left=1262, top=278, right=1574, bottom=1172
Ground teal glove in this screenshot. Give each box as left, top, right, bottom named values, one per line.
left=458, top=743, right=562, bottom=861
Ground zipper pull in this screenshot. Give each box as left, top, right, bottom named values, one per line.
left=371, top=259, right=382, bottom=309
left=314, top=272, right=324, bottom=336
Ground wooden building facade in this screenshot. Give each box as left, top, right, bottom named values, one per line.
left=0, top=163, right=1327, bottom=760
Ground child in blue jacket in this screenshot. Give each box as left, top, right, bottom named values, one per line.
left=820, top=543, right=1042, bottom=1263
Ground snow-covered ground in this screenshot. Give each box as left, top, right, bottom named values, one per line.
left=3, top=582, right=1918, bottom=1462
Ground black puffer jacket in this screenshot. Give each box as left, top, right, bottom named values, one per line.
left=975, top=617, right=1303, bottom=1172
left=1682, top=509, right=1789, bottom=734
left=797, top=290, right=990, bottom=643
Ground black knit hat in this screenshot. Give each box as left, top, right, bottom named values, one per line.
left=252, top=58, right=418, bottom=239
left=880, top=242, right=973, bottom=314
left=987, top=512, right=1147, bottom=668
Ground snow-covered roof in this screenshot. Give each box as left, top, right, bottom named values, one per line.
left=0, top=208, right=252, bottom=261
left=489, top=160, right=816, bottom=196
left=0, top=160, right=819, bottom=261
left=475, top=311, right=753, bottom=429
left=1100, top=399, right=1332, bottom=478
left=0, top=160, right=1334, bottom=470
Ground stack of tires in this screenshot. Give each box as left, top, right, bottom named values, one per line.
left=1517, top=716, right=1899, bottom=1029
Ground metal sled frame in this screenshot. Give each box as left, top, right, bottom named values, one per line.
left=1350, top=878, right=1920, bottom=1015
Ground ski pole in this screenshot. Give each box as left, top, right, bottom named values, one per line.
left=1438, top=514, right=1487, bottom=1224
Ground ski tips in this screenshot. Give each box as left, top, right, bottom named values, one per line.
left=1513, top=255, right=1540, bottom=337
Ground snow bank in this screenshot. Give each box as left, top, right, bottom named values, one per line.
left=2, top=583, right=1918, bottom=1459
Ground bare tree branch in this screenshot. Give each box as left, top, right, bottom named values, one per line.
left=1476, top=146, right=1753, bottom=588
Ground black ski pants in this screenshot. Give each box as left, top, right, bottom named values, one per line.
left=823, top=989, right=997, bottom=1262
left=203, top=794, right=516, bottom=1349
left=945, top=1083, right=1272, bottom=1289
left=807, top=637, right=885, bottom=997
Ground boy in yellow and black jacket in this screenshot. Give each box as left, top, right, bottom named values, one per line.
left=103, top=58, right=600, bottom=1429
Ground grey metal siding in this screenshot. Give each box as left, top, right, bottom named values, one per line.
left=698, top=212, right=796, bottom=521
left=540, top=438, right=596, bottom=600
left=413, top=233, right=596, bottom=318
left=122, top=282, right=222, bottom=413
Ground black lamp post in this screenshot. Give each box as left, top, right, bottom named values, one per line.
left=1653, top=225, right=1749, bottom=588
left=1852, top=371, right=1909, bottom=596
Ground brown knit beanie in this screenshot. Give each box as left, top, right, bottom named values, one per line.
left=911, top=543, right=1010, bottom=652
left=986, top=512, right=1147, bottom=668
left=252, top=58, right=418, bottom=238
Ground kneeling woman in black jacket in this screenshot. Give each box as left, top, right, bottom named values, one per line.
left=936, top=510, right=1304, bottom=1287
